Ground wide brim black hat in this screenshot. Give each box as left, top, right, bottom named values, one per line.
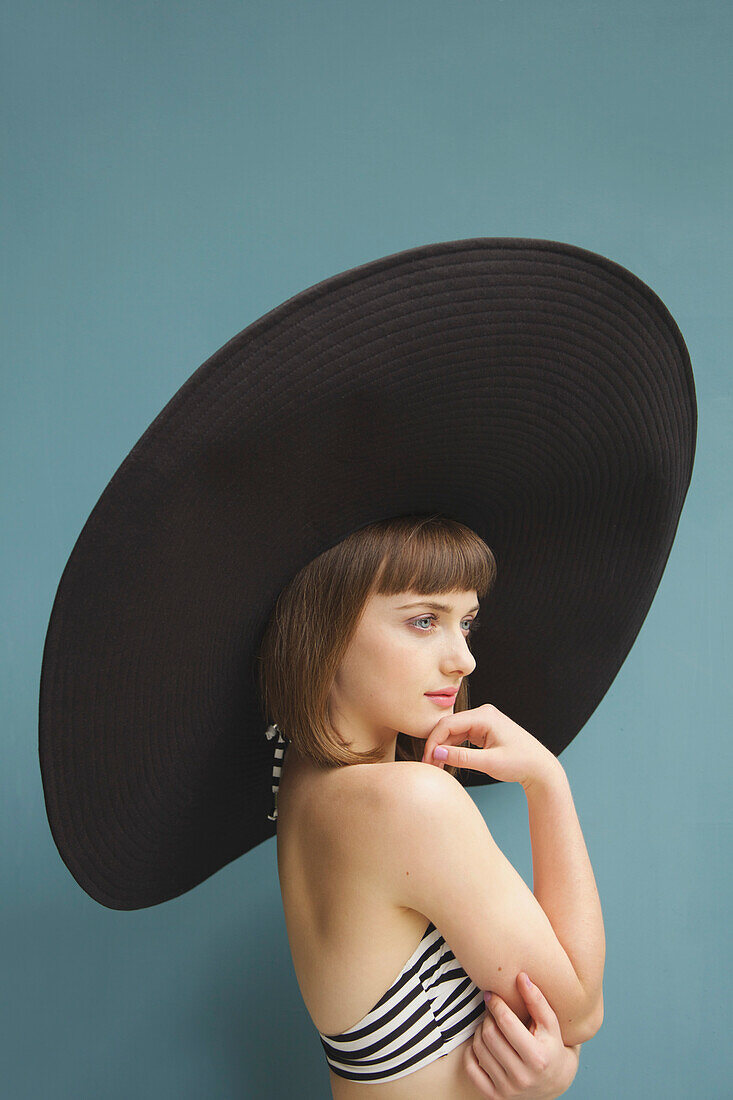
left=39, top=237, right=697, bottom=910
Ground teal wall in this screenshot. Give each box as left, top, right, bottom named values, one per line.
left=3, top=2, right=729, bottom=1096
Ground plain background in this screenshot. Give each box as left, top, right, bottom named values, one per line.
left=2, top=2, right=730, bottom=1097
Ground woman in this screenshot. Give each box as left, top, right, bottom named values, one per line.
left=258, top=514, right=604, bottom=1097
left=39, top=239, right=694, bottom=1096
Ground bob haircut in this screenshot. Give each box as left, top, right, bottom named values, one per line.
left=256, top=514, right=497, bottom=780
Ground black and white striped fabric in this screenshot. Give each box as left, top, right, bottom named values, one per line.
left=264, top=723, right=287, bottom=821
left=265, top=726, right=486, bottom=1082
left=318, top=920, right=486, bottom=1082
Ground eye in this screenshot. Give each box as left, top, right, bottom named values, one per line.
left=411, top=615, right=481, bottom=634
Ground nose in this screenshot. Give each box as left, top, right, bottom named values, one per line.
left=441, top=630, right=477, bottom=678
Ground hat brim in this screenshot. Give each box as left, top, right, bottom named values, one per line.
left=39, top=237, right=697, bottom=909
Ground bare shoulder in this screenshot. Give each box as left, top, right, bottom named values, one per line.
left=305, top=761, right=439, bottom=872
left=378, top=760, right=483, bottom=820
left=316, top=761, right=484, bottom=872
left=361, top=761, right=487, bottom=853
left=329, top=760, right=459, bottom=829
left=351, top=759, right=460, bottom=801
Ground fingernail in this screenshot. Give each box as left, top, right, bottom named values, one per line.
left=434, top=746, right=448, bottom=760
left=484, top=990, right=493, bottom=1005
left=521, top=972, right=533, bottom=987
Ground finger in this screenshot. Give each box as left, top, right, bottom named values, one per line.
left=429, top=742, right=475, bottom=770
left=483, top=995, right=541, bottom=1080
left=422, top=708, right=492, bottom=762
left=422, top=720, right=467, bottom=765
left=516, top=972, right=563, bottom=1039
left=462, top=1042, right=499, bottom=1099
left=474, top=1024, right=513, bottom=1094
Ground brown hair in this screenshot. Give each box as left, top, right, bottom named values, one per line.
left=256, top=514, right=497, bottom=779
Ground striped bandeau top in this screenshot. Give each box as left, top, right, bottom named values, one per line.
left=264, top=724, right=486, bottom=1083
left=318, top=918, right=486, bottom=1083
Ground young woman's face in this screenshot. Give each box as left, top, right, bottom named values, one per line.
left=327, top=589, right=479, bottom=757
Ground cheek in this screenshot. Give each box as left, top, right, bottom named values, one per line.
left=340, top=632, right=400, bottom=686
left=367, top=638, right=409, bottom=680
left=391, top=640, right=422, bottom=675
left=381, top=633, right=429, bottom=685
left=358, top=632, right=419, bottom=690
left=344, top=626, right=429, bottom=695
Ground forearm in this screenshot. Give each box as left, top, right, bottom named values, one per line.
left=524, top=761, right=605, bottom=1023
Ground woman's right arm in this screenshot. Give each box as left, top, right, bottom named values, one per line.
left=379, top=709, right=605, bottom=1046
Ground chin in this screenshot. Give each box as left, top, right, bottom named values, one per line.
left=396, top=725, right=430, bottom=743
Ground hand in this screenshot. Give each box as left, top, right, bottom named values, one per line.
left=463, top=972, right=581, bottom=1099
left=421, top=703, right=560, bottom=790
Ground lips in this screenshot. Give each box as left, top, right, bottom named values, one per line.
left=425, top=689, right=459, bottom=709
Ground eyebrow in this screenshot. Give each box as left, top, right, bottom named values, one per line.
left=396, top=600, right=480, bottom=613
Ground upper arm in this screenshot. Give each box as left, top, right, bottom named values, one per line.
left=379, top=762, right=599, bottom=1044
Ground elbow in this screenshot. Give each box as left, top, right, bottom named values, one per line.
left=588, top=991, right=604, bottom=1037
left=566, top=994, right=604, bottom=1045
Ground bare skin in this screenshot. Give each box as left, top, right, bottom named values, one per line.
left=275, top=589, right=587, bottom=1097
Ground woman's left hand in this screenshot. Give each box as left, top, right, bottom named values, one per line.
left=463, top=972, right=581, bottom=1099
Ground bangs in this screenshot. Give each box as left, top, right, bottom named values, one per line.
left=369, top=515, right=497, bottom=600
